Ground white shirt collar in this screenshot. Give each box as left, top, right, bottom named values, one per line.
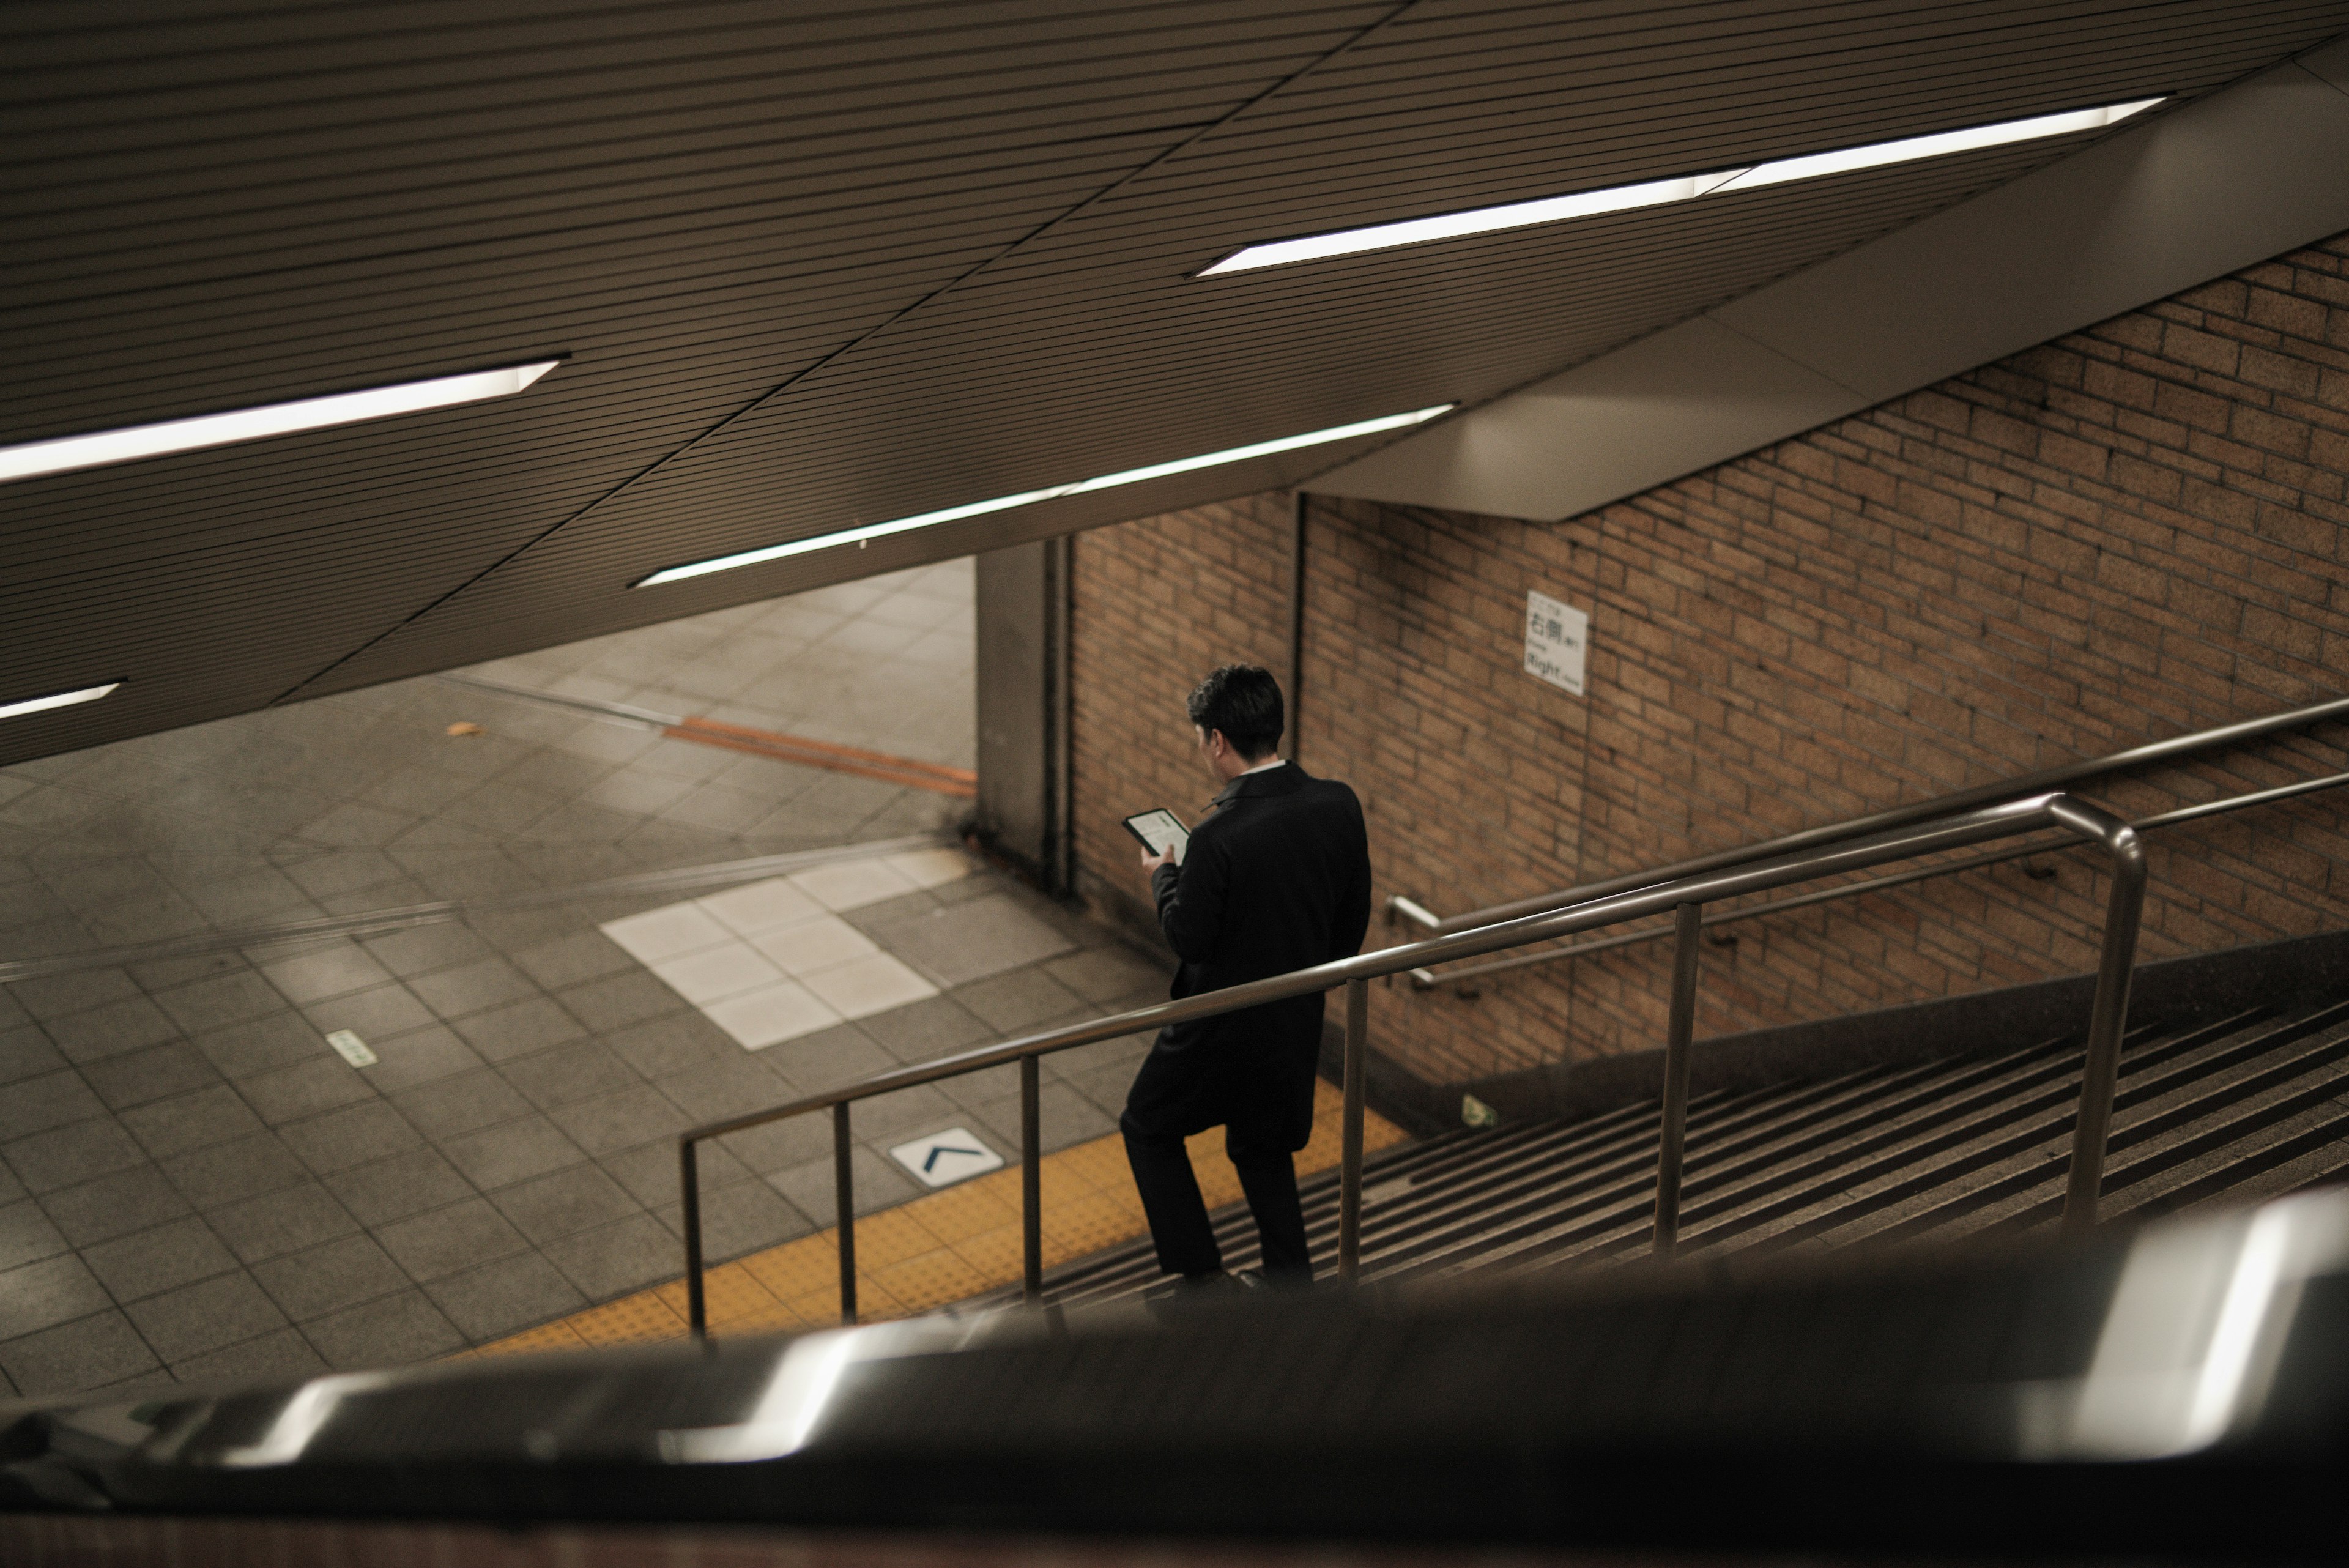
left=1239, top=756, right=1286, bottom=776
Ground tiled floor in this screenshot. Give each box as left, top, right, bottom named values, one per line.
left=468, top=1078, right=1411, bottom=1356
left=0, top=560, right=1186, bottom=1402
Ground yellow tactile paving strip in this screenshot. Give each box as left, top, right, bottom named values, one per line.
left=469, top=1079, right=1406, bottom=1357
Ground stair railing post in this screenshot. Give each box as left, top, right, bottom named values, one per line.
left=680, top=1137, right=707, bottom=1340
left=1338, top=977, right=1368, bottom=1282
left=1654, top=901, right=1704, bottom=1259
left=1020, top=1053, right=1044, bottom=1302
left=833, top=1101, right=858, bottom=1325
left=2048, top=800, right=2149, bottom=1234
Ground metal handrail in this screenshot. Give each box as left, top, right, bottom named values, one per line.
left=1384, top=694, right=2349, bottom=937
left=1406, top=766, right=2349, bottom=990
left=678, top=790, right=2146, bottom=1333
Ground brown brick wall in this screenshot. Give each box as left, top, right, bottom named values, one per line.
left=1069, top=232, right=2349, bottom=1088
left=1069, top=488, right=1293, bottom=931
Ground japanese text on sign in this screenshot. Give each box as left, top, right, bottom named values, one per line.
left=1523, top=590, right=1589, bottom=695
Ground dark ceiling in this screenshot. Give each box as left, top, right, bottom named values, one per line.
left=4, top=0, right=2344, bottom=765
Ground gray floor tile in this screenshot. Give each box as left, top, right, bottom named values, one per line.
left=119, top=1083, right=265, bottom=1159
left=84, top=1215, right=239, bottom=1302
left=239, top=1057, right=376, bottom=1125
left=38, top=1165, right=192, bottom=1248
left=508, top=929, right=639, bottom=991
left=933, top=1060, right=1022, bottom=1109
left=258, top=942, right=398, bottom=1006
left=358, top=920, right=499, bottom=980
left=489, top=1164, right=642, bottom=1246
left=498, top=1040, right=640, bottom=1110
left=127, top=1271, right=289, bottom=1364
left=376, top=1198, right=530, bottom=1282
left=172, top=1325, right=330, bottom=1389
left=424, top=1251, right=586, bottom=1341
left=80, top=1041, right=222, bottom=1110
left=0, top=1198, right=70, bottom=1273
left=278, top=1100, right=425, bottom=1176
left=0, top=1069, right=105, bottom=1142
left=253, top=1234, right=412, bottom=1323
left=0, top=1309, right=160, bottom=1397
left=160, top=1131, right=310, bottom=1209
left=322, top=1148, right=475, bottom=1228
left=352, top=1024, right=484, bottom=1094
left=857, top=995, right=995, bottom=1065
left=439, top=1114, right=589, bottom=1191
left=603, top=1011, right=739, bottom=1078
left=41, top=994, right=181, bottom=1065
left=302, top=1288, right=465, bottom=1369
left=450, top=996, right=589, bottom=1061
left=4, top=969, right=141, bottom=1024
left=278, top=849, right=406, bottom=901
left=0, top=1254, right=113, bottom=1339
left=542, top=1213, right=678, bottom=1302
left=147, top=970, right=292, bottom=1036
left=656, top=1055, right=790, bottom=1124
left=302, top=981, right=437, bottom=1042
left=659, top=1178, right=813, bottom=1263
left=765, top=1022, right=894, bottom=1094
left=390, top=1067, right=533, bottom=1140
left=770, top=1145, right=917, bottom=1226
left=710, top=1112, right=833, bottom=1176
left=4, top=1117, right=147, bottom=1194
left=555, top=970, right=685, bottom=1033
left=967, top=1081, right=1115, bottom=1157
left=851, top=1084, right=963, bottom=1144
left=0, top=1024, right=69, bottom=1088
left=1044, top=946, right=1174, bottom=1005
left=207, top=1183, right=360, bottom=1265
left=546, top=1085, right=688, bottom=1159
left=953, top=968, right=1092, bottom=1033
left=407, top=956, right=538, bottom=1020
left=190, top=1011, right=328, bottom=1080
left=862, top=894, right=1075, bottom=987
left=601, top=1139, right=751, bottom=1208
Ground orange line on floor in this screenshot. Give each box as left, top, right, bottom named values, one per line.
left=467, top=1080, right=1406, bottom=1359
left=664, top=716, right=978, bottom=797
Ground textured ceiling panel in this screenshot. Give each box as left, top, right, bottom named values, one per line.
left=2, top=0, right=2343, bottom=762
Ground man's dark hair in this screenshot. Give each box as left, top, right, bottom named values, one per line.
left=1186, top=664, right=1284, bottom=760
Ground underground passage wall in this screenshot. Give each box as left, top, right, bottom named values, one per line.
left=1066, top=229, right=2349, bottom=1091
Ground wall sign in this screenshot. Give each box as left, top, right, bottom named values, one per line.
left=1524, top=590, right=1589, bottom=695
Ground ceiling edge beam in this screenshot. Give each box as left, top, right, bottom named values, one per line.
left=1312, top=35, right=2349, bottom=524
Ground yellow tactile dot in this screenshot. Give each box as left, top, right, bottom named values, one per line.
left=874, top=1249, right=989, bottom=1312
left=949, top=1224, right=1026, bottom=1277
left=738, top=1236, right=842, bottom=1301
left=470, top=1079, right=1405, bottom=1357
left=577, top=1293, right=689, bottom=1345
left=652, top=1261, right=777, bottom=1324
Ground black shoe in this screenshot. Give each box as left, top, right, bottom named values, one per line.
left=1143, top=1270, right=1231, bottom=1302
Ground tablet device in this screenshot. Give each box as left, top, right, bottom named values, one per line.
left=1123, top=808, right=1189, bottom=863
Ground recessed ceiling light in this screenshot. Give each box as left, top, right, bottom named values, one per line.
left=0, top=682, right=120, bottom=721
left=0, top=359, right=565, bottom=485
left=1198, top=97, right=2165, bottom=276
left=634, top=404, right=1454, bottom=587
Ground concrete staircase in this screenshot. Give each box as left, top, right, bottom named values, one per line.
left=983, top=993, right=2349, bottom=1310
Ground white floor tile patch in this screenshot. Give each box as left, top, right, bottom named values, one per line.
left=601, top=845, right=973, bottom=1049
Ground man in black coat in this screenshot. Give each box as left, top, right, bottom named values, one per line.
left=1123, top=664, right=1373, bottom=1288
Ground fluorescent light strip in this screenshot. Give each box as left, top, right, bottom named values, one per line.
left=1200, top=97, right=2165, bottom=276
left=0, top=682, right=120, bottom=721
left=635, top=403, right=1453, bottom=587
left=0, top=360, right=564, bottom=485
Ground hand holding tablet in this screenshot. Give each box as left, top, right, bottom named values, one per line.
left=1123, top=808, right=1189, bottom=864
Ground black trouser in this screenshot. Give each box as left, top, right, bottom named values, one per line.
left=1119, top=1030, right=1319, bottom=1282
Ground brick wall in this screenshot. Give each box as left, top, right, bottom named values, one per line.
left=1069, top=488, right=1292, bottom=930
left=1069, top=232, right=2349, bottom=1088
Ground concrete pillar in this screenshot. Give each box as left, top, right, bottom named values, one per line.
left=973, top=538, right=1071, bottom=891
